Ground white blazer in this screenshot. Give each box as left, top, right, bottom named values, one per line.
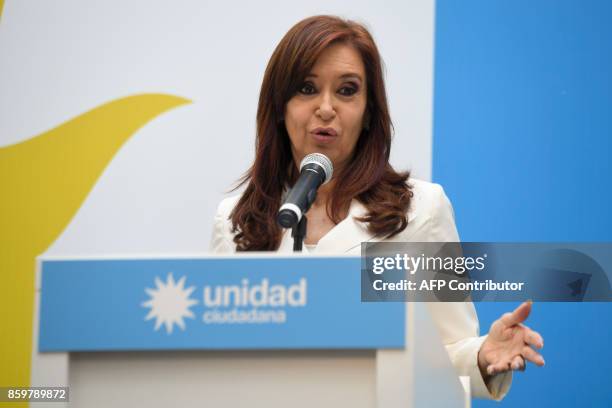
left=209, top=178, right=511, bottom=400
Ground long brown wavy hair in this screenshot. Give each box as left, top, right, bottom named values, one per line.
left=230, top=15, right=412, bottom=251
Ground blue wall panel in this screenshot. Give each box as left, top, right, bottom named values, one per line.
left=433, top=0, right=612, bottom=406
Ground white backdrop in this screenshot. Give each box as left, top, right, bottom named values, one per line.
left=2, top=2, right=436, bottom=404
left=0, top=0, right=435, bottom=256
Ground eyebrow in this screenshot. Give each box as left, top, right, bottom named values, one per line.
left=305, top=73, right=363, bottom=82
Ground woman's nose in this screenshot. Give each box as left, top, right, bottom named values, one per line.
left=316, top=93, right=336, bottom=121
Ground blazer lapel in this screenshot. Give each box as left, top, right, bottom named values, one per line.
left=315, top=200, right=377, bottom=254
left=277, top=199, right=417, bottom=254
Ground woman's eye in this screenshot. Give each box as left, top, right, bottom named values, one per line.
left=339, top=85, right=358, bottom=96
left=299, top=83, right=316, bottom=95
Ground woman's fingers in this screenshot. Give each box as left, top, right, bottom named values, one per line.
left=511, top=355, right=525, bottom=371
left=523, top=327, right=544, bottom=349
left=487, top=359, right=511, bottom=375
left=522, top=345, right=546, bottom=366
left=487, top=363, right=503, bottom=375
left=486, top=345, right=545, bottom=376
left=501, top=301, right=532, bottom=327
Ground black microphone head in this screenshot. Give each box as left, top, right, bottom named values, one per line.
left=300, top=153, right=333, bottom=184
left=277, top=208, right=299, bottom=228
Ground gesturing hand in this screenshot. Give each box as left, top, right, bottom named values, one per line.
left=478, top=301, right=545, bottom=378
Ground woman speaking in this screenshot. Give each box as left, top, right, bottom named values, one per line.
left=210, top=15, right=544, bottom=400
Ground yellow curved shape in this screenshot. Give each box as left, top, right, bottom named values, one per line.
left=0, top=93, right=190, bottom=389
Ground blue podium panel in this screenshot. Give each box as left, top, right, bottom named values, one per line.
left=39, top=256, right=405, bottom=351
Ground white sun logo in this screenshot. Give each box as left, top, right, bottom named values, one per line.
left=142, top=273, right=198, bottom=334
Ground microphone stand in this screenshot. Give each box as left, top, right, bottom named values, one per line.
left=291, top=215, right=307, bottom=252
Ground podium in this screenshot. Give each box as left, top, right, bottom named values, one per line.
left=32, top=255, right=470, bottom=407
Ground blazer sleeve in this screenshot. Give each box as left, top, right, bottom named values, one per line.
left=417, top=183, right=512, bottom=400
left=209, top=198, right=237, bottom=254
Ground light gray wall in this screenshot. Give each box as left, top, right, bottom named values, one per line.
left=0, top=0, right=435, bottom=256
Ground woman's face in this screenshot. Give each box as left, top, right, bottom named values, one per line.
left=284, top=43, right=367, bottom=174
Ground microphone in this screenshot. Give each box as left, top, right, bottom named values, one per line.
left=277, top=153, right=333, bottom=228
